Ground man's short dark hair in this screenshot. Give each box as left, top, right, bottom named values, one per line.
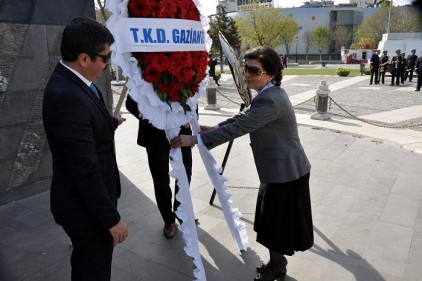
left=60, top=17, right=115, bottom=62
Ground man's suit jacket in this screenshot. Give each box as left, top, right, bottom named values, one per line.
left=125, top=94, right=167, bottom=148
left=43, top=63, right=121, bottom=231
left=416, top=57, right=422, bottom=74
left=201, top=86, right=311, bottom=184
left=370, top=53, right=380, bottom=68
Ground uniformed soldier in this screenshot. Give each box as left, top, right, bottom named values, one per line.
left=406, top=49, right=418, bottom=82
left=415, top=54, right=422, bottom=91
left=369, top=50, right=380, bottom=85
left=400, top=53, right=407, bottom=84
left=390, top=49, right=402, bottom=86
left=378, top=50, right=389, bottom=84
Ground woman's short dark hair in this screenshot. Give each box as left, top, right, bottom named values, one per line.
left=244, top=46, right=283, bottom=85
left=60, top=17, right=115, bottom=62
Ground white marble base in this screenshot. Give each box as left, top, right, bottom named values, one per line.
left=204, top=104, right=220, bottom=110
left=311, top=112, right=331, bottom=120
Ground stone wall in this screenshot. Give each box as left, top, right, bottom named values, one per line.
left=0, top=0, right=113, bottom=205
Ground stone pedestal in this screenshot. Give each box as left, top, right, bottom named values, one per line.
left=311, top=80, right=331, bottom=121
left=204, top=77, right=220, bottom=110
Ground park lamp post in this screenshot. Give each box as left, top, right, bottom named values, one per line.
left=387, top=0, right=392, bottom=33
left=295, top=26, right=302, bottom=63
left=218, top=1, right=224, bottom=73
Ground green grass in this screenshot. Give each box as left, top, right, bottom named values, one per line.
left=283, top=68, right=362, bottom=77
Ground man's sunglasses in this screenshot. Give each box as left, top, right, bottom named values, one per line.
left=93, top=52, right=112, bottom=63
left=244, top=64, right=267, bottom=75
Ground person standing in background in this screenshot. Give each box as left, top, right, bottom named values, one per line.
left=125, top=95, right=194, bottom=239
left=390, top=49, right=402, bottom=86
left=42, top=17, right=128, bottom=281
left=282, top=54, right=287, bottom=68
left=208, top=54, right=219, bottom=85
left=406, top=49, right=418, bottom=82
left=378, top=50, right=389, bottom=84
left=415, top=54, right=422, bottom=91
left=400, top=53, right=407, bottom=84
left=369, top=50, right=380, bottom=85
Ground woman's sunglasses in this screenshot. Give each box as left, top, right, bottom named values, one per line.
left=244, top=64, right=267, bottom=75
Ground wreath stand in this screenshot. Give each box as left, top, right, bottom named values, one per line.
left=209, top=102, right=246, bottom=205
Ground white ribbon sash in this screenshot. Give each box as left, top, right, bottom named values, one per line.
left=111, top=18, right=207, bottom=53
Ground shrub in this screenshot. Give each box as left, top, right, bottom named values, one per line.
left=364, top=68, right=371, bottom=75
left=336, top=68, right=351, bottom=77
left=215, top=71, right=222, bottom=82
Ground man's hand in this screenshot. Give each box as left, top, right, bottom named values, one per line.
left=116, top=115, right=126, bottom=126
left=109, top=220, right=128, bottom=246
left=170, top=135, right=192, bottom=148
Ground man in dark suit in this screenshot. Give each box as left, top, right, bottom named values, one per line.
left=406, top=49, right=418, bottom=82
left=369, top=50, right=380, bottom=85
left=400, top=53, right=407, bottom=84
left=42, top=17, right=128, bottom=281
left=126, top=95, right=193, bottom=239
left=390, top=49, right=402, bottom=86
left=378, top=50, right=389, bottom=84
left=416, top=54, right=422, bottom=91
left=208, top=54, right=219, bottom=85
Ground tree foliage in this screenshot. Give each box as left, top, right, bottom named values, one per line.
left=332, top=25, right=352, bottom=50
left=279, top=15, right=300, bottom=56
left=312, top=26, right=331, bottom=61
left=302, top=31, right=314, bottom=62
left=235, top=7, right=286, bottom=49
left=208, top=5, right=241, bottom=55
left=350, top=37, right=377, bottom=49
left=353, top=4, right=421, bottom=45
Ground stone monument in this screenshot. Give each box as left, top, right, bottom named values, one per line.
left=0, top=0, right=113, bottom=204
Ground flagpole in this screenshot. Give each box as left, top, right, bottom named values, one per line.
left=387, top=0, right=392, bottom=33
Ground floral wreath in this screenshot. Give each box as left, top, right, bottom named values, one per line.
left=128, top=0, right=208, bottom=112
left=106, top=1, right=247, bottom=280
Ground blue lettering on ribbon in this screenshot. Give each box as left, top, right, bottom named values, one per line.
left=172, top=28, right=204, bottom=45
left=156, top=29, right=166, bottom=43
left=172, top=29, right=179, bottom=43
left=192, top=30, right=198, bottom=44
left=130, top=28, right=139, bottom=43
left=142, top=28, right=153, bottom=43
left=180, top=29, right=186, bottom=44
left=186, top=29, right=192, bottom=44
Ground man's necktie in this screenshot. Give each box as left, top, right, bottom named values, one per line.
left=89, top=84, right=100, bottom=100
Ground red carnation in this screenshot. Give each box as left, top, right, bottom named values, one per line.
left=128, top=0, right=208, bottom=111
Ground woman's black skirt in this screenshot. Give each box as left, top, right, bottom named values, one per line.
left=254, top=173, right=313, bottom=256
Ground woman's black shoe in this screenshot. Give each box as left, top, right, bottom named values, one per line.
left=256, top=256, right=288, bottom=273
left=254, top=267, right=287, bottom=281
left=256, top=263, right=267, bottom=274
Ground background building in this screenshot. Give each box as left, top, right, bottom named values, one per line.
left=217, top=1, right=379, bottom=59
